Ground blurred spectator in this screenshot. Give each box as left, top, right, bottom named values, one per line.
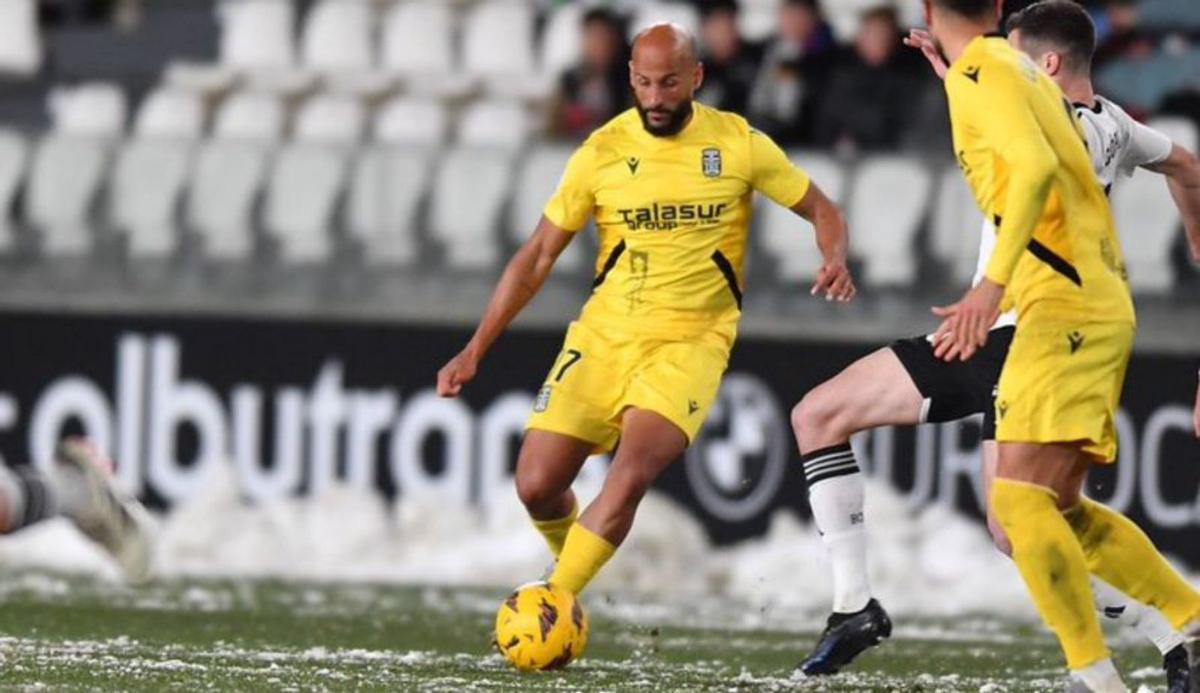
left=696, top=0, right=762, bottom=115
left=815, top=6, right=925, bottom=153
left=550, top=7, right=630, bottom=140
left=748, top=0, right=836, bottom=146
left=1092, top=0, right=1143, bottom=68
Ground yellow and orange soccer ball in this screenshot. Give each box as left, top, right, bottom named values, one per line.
left=494, top=581, right=588, bottom=671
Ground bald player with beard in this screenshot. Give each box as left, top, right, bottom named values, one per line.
left=437, top=24, right=855, bottom=598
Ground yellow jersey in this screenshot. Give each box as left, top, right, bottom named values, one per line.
left=945, top=36, right=1134, bottom=324
left=543, top=103, right=811, bottom=347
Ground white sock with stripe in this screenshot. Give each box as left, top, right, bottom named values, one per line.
left=1091, top=576, right=1184, bottom=655
left=803, top=443, right=871, bottom=614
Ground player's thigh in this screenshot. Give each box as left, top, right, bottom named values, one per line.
left=795, top=347, right=925, bottom=432
left=995, top=441, right=1091, bottom=509
left=515, top=429, right=596, bottom=491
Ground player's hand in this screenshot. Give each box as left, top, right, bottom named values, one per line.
left=811, top=260, right=856, bottom=302
left=437, top=349, right=479, bottom=397
left=903, top=29, right=949, bottom=80
left=931, top=279, right=1004, bottom=361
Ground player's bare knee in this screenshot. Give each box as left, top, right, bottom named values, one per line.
left=514, top=467, right=560, bottom=512
left=791, top=390, right=845, bottom=447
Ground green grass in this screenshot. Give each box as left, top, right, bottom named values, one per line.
left=0, top=571, right=1168, bottom=691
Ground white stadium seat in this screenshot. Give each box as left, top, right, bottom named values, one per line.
left=374, top=96, right=448, bottom=147
left=847, top=155, right=933, bottom=287
left=430, top=147, right=515, bottom=269
left=109, top=139, right=194, bottom=259
left=26, top=136, right=113, bottom=255
left=347, top=147, right=433, bottom=265
left=0, top=0, right=41, bottom=76
left=185, top=141, right=273, bottom=260
left=134, top=89, right=206, bottom=139
left=457, top=99, right=530, bottom=150
left=299, top=0, right=395, bottom=95
left=213, top=92, right=286, bottom=143
left=540, top=3, right=584, bottom=82
left=628, top=2, right=701, bottom=40
left=509, top=145, right=587, bottom=273
left=0, top=130, right=29, bottom=251
left=929, top=164, right=985, bottom=286
left=1113, top=170, right=1179, bottom=294
left=166, top=0, right=297, bottom=92
left=49, top=83, right=128, bottom=138
left=263, top=143, right=353, bottom=263
left=462, top=1, right=541, bottom=98
left=381, top=1, right=469, bottom=98
left=758, top=151, right=845, bottom=283
left=293, top=94, right=366, bottom=144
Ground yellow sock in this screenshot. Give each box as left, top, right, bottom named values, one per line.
left=1064, top=497, right=1200, bottom=631
left=991, top=479, right=1108, bottom=670
left=549, top=523, right=615, bottom=595
left=531, top=502, right=578, bottom=558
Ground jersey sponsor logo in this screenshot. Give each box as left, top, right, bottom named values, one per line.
left=701, top=147, right=722, bottom=177
left=962, top=65, right=981, bottom=83
left=616, top=202, right=728, bottom=231
left=626, top=157, right=640, bottom=175
left=1068, top=331, right=1085, bottom=354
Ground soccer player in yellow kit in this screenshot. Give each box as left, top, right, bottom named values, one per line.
left=436, top=24, right=853, bottom=598
left=923, top=1, right=1200, bottom=690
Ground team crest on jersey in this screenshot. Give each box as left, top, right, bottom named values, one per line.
left=534, top=386, right=552, bottom=412
left=701, top=148, right=722, bottom=177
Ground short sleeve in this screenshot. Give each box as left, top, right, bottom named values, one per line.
left=542, top=143, right=596, bottom=232
left=749, top=129, right=810, bottom=208
left=1119, top=118, right=1173, bottom=176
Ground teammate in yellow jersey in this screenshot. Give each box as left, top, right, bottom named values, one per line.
left=922, top=1, right=1200, bottom=690
left=436, top=24, right=854, bottom=598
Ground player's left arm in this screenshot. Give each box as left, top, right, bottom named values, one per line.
left=748, top=128, right=855, bottom=301
left=935, top=68, right=1058, bottom=361
left=1143, top=143, right=1200, bottom=262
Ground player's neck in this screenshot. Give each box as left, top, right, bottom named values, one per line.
left=1057, top=73, right=1096, bottom=108
left=934, top=14, right=999, bottom=65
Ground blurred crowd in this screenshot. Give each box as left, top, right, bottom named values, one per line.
left=548, top=0, right=1200, bottom=153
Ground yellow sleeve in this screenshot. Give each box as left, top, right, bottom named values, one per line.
left=542, top=143, right=596, bottom=232
left=953, top=66, right=1060, bottom=286
left=748, top=129, right=810, bottom=209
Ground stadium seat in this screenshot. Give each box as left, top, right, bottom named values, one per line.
left=509, top=145, right=588, bottom=273
left=462, top=1, right=543, bottom=99
left=133, top=89, right=206, bottom=139
left=847, top=155, right=933, bottom=287
left=430, top=147, right=515, bottom=269
left=0, top=130, right=28, bottom=251
left=758, top=152, right=845, bottom=283
left=929, top=164, right=985, bottom=286
left=540, top=3, right=584, bottom=84
left=373, top=96, right=448, bottom=148
left=49, top=83, right=128, bottom=137
left=1113, top=169, right=1179, bottom=294
left=261, top=95, right=363, bottom=263
left=26, top=135, right=113, bottom=256
left=166, top=0, right=298, bottom=93
left=0, top=0, right=40, bottom=77
left=213, top=92, right=286, bottom=142
left=380, top=1, right=470, bottom=98
left=347, top=147, right=432, bottom=265
left=628, top=2, right=701, bottom=40
left=457, top=99, right=531, bottom=150
left=109, top=138, right=195, bottom=259
left=296, top=0, right=394, bottom=95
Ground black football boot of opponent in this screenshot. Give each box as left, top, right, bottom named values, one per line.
left=797, top=599, right=892, bottom=676
left=1161, top=644, right=1190, bottom=693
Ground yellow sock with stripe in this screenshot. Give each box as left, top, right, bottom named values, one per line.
left=991, top=479, right=1108, bottom=670
left=549, top=523, right=615, bottom=595
left=1064, top=497, right=1200, bottom=631
left=531, top=501, right=578, bottom=558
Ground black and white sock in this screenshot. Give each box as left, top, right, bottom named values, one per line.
left=0, top=465, right=61, bottom=533
left=803, top=443, right=871, bottom=614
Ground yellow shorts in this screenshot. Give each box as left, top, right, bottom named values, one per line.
left=525, top=320, right=730, bottom=453
left=994, top=317, right=1134, bottom=463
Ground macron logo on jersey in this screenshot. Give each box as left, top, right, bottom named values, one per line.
left=962, top=65, right=981, bottom=83
left=616, top=203, right=728, bottom=231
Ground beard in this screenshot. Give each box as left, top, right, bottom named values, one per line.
left=636, top=98, right=694, bottom=137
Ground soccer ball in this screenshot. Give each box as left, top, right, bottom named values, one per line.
left=494, top=581, right=588, bottom=671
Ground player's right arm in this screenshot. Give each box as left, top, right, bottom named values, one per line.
left=437, top=143, right=596, bottom=397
